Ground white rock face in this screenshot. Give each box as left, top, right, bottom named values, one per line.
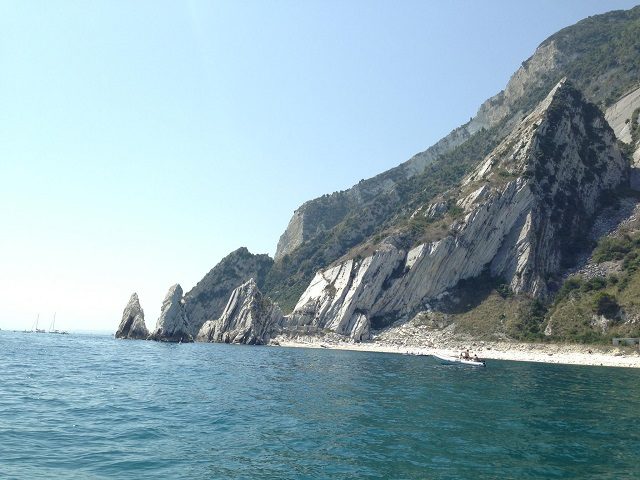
left=183, top=247, right=273, bottom=337
left=605, top=85, right=640, bottom=144
left=471, top=41, right=564, bottom=133
left=115, top=293, right=148, bottom=340
left=287, top=245, right=404, bottom=341
left=150, top=284, right=193, bottom=343
left=289, top=81, right=628, bottom=340
left=196, top=279, right=283, bottom=345
left=605, top=85, right=640, bottom=188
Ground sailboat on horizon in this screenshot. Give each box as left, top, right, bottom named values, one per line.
left=31, top=313, right=46, bottom=333
left=48, top=313, right=68, bottom=335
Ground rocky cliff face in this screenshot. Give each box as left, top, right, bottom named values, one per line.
left=149, top=284, right=193, bottom=343
left=115, top=293, right=149, bottom=340
left=183, top=247, right=273, bottom=337
left=274, top=6, right=640, bottom=288
left=287, top=81, right=628, bottom=340
left=115, top=7, right=640, bottom=344
left=274, top=36, right=567, bottom=262
left=196, top=278, right=283, bottom=345
left=274, top=125, right=474, bottom=261
left=605, top=85, right=640, bottom=187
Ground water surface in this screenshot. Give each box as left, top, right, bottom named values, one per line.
left=1, top=331, right=638, bottom=479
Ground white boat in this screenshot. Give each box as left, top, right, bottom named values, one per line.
left=432, top=353, right=486, bottom=367
left=47, top=313, right=68, bottom=335
left=30, top=313, right=46, bottom=333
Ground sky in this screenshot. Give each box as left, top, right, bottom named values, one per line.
left=1, top=0, right=638, bottom=333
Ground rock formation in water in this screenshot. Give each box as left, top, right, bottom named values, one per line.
left=183, top=247, right=274, bottom=337
left=117, top=7, right=640, bottom=343
left=196, top=278, right=283, bottom=345
left=287, top=80, right=628, bottom=340
left=115, top=293, right=149, bottom=340
left=149, top=284, right=193, bottom=343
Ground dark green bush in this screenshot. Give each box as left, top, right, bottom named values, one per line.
left=592, top=292, right=620, bottom=317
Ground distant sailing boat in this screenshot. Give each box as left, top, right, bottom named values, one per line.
left=49, top=313, right=59, bottom=334
left=23, top=314, right=39, bottom=333
left=34, top=314, right=46, bottom=333
left=48, top=313, right=68, bottom=335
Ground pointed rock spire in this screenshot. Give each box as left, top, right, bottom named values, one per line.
left=115, top=293, right=149, bottom=340
left=149, top=284, right=193, bottom=343
left=196, top=278, right=283, bottom=345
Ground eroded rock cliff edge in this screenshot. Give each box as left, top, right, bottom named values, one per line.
left=286, top=81, right=628, bottom=340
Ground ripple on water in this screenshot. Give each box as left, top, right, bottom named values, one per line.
left=1, top=331, right=639, bottom=479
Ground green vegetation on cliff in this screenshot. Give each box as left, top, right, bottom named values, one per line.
left=543, top=6, right=640, bottom=107
left=544, top=231, right=640, bottom=343
left=265, top=7, right=640, bottom=317
left=264, top=121, right=508, bottom=313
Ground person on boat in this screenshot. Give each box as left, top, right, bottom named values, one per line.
left=473, top=354, right=480, bottom=362
left=460, top=349, right=470, bottom=360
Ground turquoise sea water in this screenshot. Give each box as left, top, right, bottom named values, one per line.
left=1, top=331, right=639, bottom=479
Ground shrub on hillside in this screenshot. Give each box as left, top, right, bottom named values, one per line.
left=592, top=292, right=620, bottom=318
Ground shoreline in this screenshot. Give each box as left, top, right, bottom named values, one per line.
left=273, top=336, right=640, bottom=369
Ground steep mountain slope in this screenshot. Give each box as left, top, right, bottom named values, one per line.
left=118, top=6, right=640, bottom=345
left=268, top=6, right=640, bottom=313
left=285, top=81, right=628, bottom=340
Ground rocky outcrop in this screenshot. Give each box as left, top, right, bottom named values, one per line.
left=115, top=293, right=149, bottom=340
left=196, top=279, right=282, bottom=345
left=149, top=284, right=193, bottom=343
left=605, top=85, right=640, bottom=145
left=288, top=81, right=628, bottom=340
left=605, top=85, right=640, bottom=188
left=183, top=247, right=273, bottom=337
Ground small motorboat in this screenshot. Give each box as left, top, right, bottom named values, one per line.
left=432, top=353, right=486, bottom=367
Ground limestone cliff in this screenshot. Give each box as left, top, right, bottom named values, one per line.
left=272, top=7, right=640, bottom=319
left=196, top=279, right=283, bottom=345
left=149, top=284, right=193, bottom=343
left=115, top=6, right=640, bottom=344
left=288, top=81, right=628, bottom=340
left=115, top=293, right=149, bottom=340
left=183, top=247, right=273, bottom=337
left=274, top=28, right=566, bottom=262
left=605, top=85, right=640, bottom=187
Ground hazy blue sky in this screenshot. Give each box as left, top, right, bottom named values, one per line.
left=1, top=0, right=638, bottom=332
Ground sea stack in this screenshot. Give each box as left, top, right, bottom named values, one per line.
left=149, top=284, right=193, bottom=343
left=196, top=278, right=283, bottom=345
left=115, top=293, right=149, bottom=340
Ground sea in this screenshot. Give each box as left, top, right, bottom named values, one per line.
left=1, top=331, right=639, bottom=479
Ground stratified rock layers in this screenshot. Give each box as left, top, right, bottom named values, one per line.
left=288, top=81, right=628, bottom=340
left=183, top=247, right=273, bottom=337
left=115, top=293, right=149, bottom=340
left=196, top=279, right=282, bottom=345
left=149, top=284, right=193, bottom=343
